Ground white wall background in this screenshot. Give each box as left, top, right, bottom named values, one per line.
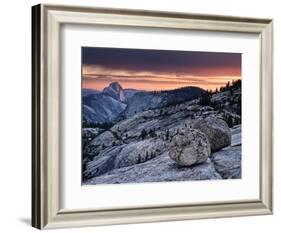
left=0, top=0, right=279, bottom=232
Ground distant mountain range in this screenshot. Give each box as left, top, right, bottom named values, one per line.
left=123, top=86, right=206, bottom=118
left=82, top=88, right=100, bottom=97
left=82, top=82, right=206, bottom=125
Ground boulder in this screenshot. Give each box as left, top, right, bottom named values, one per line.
left=193, top=117, right=231, bottom=152
left=168, top=128, right=211, bottom=167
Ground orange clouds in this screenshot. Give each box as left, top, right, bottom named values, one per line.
left=82, top=64, right=241, bottom=91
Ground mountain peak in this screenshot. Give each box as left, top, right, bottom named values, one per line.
left=103, top=82, right=125, bottom=102
left=109, top=82, right=122, bottom=89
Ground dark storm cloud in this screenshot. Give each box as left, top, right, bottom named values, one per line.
left=82, top=47, right=241, bottom=76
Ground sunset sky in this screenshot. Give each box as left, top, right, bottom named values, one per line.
left=82, top=47, right=241, bottom=91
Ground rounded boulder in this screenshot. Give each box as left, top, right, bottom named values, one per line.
left=168, top=128, right=211, bottom=167
left=193, top=117, right=231, bottom=152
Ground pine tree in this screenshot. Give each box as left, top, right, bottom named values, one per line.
left=165, top=130, right=169, bottom=140
left=141, top=129, right=147, bottom=140
left=145, top=151, right=149, bottom=160
left=226, top=81, right=230, bottom=89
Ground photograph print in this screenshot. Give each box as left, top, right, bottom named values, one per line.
left=81, top=47, right=242, bottom=185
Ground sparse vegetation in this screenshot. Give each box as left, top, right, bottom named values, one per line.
left=82, top=121, right=114, bottom=130
left=198, top=92, right=212, bottom=106
left=149, top=128, right=157, bottom=138
left=165, top=130, right=170, bottom=140
left=141, top=129, right=147, bottom=140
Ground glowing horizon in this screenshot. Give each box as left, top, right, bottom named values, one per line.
left=82, top=47, right=241, bottom=91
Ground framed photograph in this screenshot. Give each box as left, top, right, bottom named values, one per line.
left=32, top=4, right=273, bottom=229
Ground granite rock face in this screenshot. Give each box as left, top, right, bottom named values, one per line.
left=230, top=125, right=241, bottom=146
left=82, top=94, right=126, bottom=125
left=210, top=126, right=241, bottom=179
left=85, top=153, right=222, bottom=185
left=168, top=128, right=211, bottom=166
left=84, top=138, right=168, bottom=180
left=84, top=130, right=120, bottom=157
left=82, top=128, right=104, bottom=148
left=210, top=145, right=241, bottom=179
left=83, top=124, right=242, bottom=183
left=83, top=121, right=241, bottom=184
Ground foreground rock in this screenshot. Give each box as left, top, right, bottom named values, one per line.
left=168, top=129, right=211, bottom=166
left=193, top=117, right=231, bottom=152
left=210, top=145, right=241, bottom=179
left=209, top=125, right=241, bottom=179
left=231, top=125, right=241, bottom=146
left=83, top=125, right=241, bottom=183
left=85, top=153, right=222, bottom=185
left=83, top=138, right=168, bottom=180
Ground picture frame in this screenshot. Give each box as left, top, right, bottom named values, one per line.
left=32, top=4, right=273, bottom=229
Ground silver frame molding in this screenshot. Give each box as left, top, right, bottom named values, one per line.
left=32, top=4, right=273, bottom=229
